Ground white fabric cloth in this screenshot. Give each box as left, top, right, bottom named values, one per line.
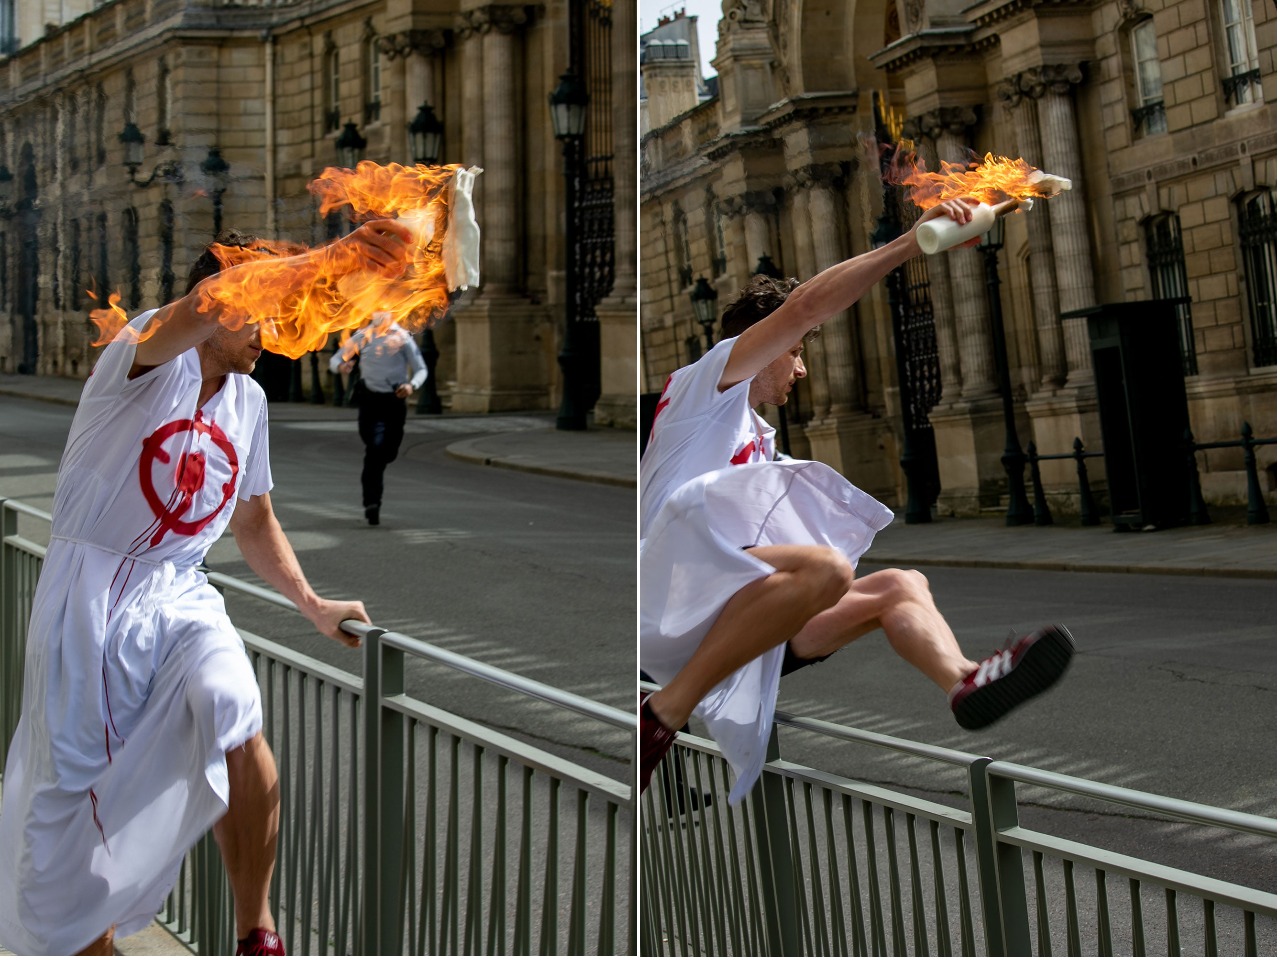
left=329, top=318, right=427, bottom=394
left=0, top=311, right=273, bottom=955
left=640, top=340, right=893, bottom=804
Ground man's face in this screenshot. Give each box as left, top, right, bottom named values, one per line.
left=203, top=321, right=263, bottom=376
left=750, top=340, right=806, bottom=407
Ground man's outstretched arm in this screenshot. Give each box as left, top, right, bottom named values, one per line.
left=128, top=219, right=415, bottom=378
left=229, top=491, right=370, bottom=647
left=719, top=199, right=976, bottom=390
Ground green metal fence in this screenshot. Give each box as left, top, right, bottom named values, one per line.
left=0, top=497, right=636, bottom=955
left=641, top=690, right=1276, bottom=957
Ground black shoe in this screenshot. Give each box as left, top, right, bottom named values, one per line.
left=364, top=504, right=380, bottom=526
left=949, top=625, right=1075, bottom=730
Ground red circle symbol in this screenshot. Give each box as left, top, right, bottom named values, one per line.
left=139, top=416, right=240, bottom=546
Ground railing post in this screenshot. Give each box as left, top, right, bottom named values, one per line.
left=1241, top=422, right=1270, bottom=525
left=968, top=758, right=1032, bottom=956
left=749, top=724, right=801, bottom=956
left=1185, top=429, right=1212, bottom=525
left=361, top=626, right=401, bottom=955
left=0, top=499, right=18, bottom=766
left=1073, top=439, right=1100, bottom=526
left=1027, top=443, right=1054, bottom=526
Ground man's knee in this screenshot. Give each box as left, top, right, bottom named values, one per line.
left=186, top=651, right=263, bottom=732
left=881, top=567, right=934, bottom=607
left=800, top=547, right=854, bottom=609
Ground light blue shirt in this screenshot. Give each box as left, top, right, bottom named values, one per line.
left=329, top=321, right=427, bottom=394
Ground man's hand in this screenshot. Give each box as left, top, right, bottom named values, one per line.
left=304, top=597, right=371, bottom=648
left=338, top=359, right=355, bottom=375
left=910, top=197, right=982, bottom=248
left=394, top=384, right=413, bottom=398
left=329, top=219, right=415, bottom=280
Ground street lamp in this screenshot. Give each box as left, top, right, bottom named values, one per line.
left=408, top=103, right=444, bottom=166
left=549, top=70, right=590, bottom=431
left=335, top=121, right=367, bottom=169
left=976, top=214, right=1034, bottom=525
left=120, top=121, right=182, bottom=186
left=201, top=147, right=230, bottom=237
left=690, top=276, right=718, bottom=352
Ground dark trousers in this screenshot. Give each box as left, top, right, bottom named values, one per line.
left=356, top=386, right=407, bottom=507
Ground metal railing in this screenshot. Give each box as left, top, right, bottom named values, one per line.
left=641, top=688, right=1276, bottom=957
left=0, top=497, right=636, bottom=955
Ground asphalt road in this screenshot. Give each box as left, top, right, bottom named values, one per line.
left=0, top=398, right=635, bottom=779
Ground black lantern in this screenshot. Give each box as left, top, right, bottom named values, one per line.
left=548, top=71, right=588, bottom=141
left=119, top=121, right=146, bottom=175
left=690, top=276, right=718, bottom=351
left=335, top=121, right=367, bottom=169
left=201, top=147, right=231, bottom=236
left=408, top=103, right=444, bottom=166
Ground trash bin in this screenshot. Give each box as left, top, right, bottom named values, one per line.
left=1070, top=299, right=1192, bottom=531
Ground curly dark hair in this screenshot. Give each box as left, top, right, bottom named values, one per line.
left=718, top=274, right=802, bottom=340
left=184, top=230, right=263, bottom=295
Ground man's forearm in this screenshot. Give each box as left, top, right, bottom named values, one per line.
left=234, top=511, right=321, bottom=618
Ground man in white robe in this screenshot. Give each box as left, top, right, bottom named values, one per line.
left=0, top=220, right=414, bottom=956
left=640, top=200, right=1074, bottom=802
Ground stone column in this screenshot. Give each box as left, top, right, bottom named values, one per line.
left=742, top=190, right=776, bottom=271
left=932, top=107, right=997, bottom=399
left=797, top=162, right=861, bottom=413
left=450, top=6, right=548, bottom=413
left=1029, top=64, right=1094, bottom=387
left=594, top=0, right=639, bottom=428
left=902, top=114, right=961, bottom=404
left=720, top=195, right=751, bottom=281
left=783, top=172, right=829, bottom=418
left=998, top=75, right=1065, bottom=389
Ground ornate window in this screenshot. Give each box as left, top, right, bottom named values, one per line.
left=159, top=201, right=175, bottom=304
left=1144, top=213, right=1196, bottom=375
left=157, top=58, right=173, bottom=145
left=672, top=202, right=692, bottom=289
left=364, top=31, right=382, bottom=124
left=95, top=83, right=107, bottom=167
left=68, top=218, right=81, bottom=310
left=67, top=95, right=79, bottom=172
left=1220, top=0, right=1262, bottom=107
left=705, top=188, right=726, bottom=277
left=323, top=36, right=341, bottom=133
left=1237, top=190, right=1276, bottom=367
left=123, top=208, right=141, bottom=310
left=95, top=212, right=109, bottom=301
left=0, top=0, right=14, bottom=55
left=1130, top=18, right=1166, bottom=136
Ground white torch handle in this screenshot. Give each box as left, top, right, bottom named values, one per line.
left=915, top=202, right=999, bottom=255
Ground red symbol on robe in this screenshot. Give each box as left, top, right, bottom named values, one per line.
left=730, top=439, right=758, bottom=465
left=649, top=374, right=674, bottom=443
left=138, top=415, right=239, bottom=546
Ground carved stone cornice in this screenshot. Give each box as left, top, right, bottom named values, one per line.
left=378, top=29, right=454, bottom=60
left=996, top=77, right=1024, bottom=110
left=718, top=196, right=749, bottom=219
left=785, top=161, right=847, bottom=194
left=743, top=188, right=781, bottom=214
left=758, top=93, right=860, bottom=133
left=457, top=4, right=538, bottom=39
left=1017, top=63, right=1085, bottom=99
left=904, top=106, right=977, bottom=142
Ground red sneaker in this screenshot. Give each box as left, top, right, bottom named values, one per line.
left=950, top=625, right=1075, bottom=730
left=640, top=692, right=678, bottom=794
left=236, top=929, right=286, bottom=956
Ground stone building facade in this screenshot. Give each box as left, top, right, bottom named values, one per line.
left=640, top=0, right=1275, bottom=515
left=0, top=0, right=637, bottom=429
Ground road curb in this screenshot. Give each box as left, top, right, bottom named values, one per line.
left=0, top=386, right=80, bottom=408
left=861, top=553, right=1276, bottom=579
left=445, top=439, right=636, bottom=488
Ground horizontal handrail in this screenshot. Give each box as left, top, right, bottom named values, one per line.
left=987, top=760, right=1277, bottom=837
left=1, top=500, right=51, bottom=522
left=773, top=709, right=983, bottom=768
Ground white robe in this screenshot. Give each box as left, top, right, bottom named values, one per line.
left=640, top=341, right=893, bottom=804
left=0, top=312, right=272, bottom=955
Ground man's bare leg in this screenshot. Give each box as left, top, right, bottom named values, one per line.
left=214, top=731, right=280, bottom=940
left=76, top=925, right=115, bottom=955
left=790, top=568, right=977, bottom=691
left=647, top=545, right=852, bottom=731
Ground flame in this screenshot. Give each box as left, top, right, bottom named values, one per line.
left=88, top=290, right=136, bottom=347
left=885, top=144, right=1061, bottom=209
left=89, top=162, right=467, bottom=360
left=193, top=161, right=460, bottom=359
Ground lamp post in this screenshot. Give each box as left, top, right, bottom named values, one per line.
left=335, top=121, right=367, bottom=169
left=689, top=276, right=717, bottom=353
left=408, top=103, right=444, bottom=166
left=976, top=215, right=1034, bottom=525
left=549, top=70, right=589, bottom=431
left=201, top=147, right=230, bottom=237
